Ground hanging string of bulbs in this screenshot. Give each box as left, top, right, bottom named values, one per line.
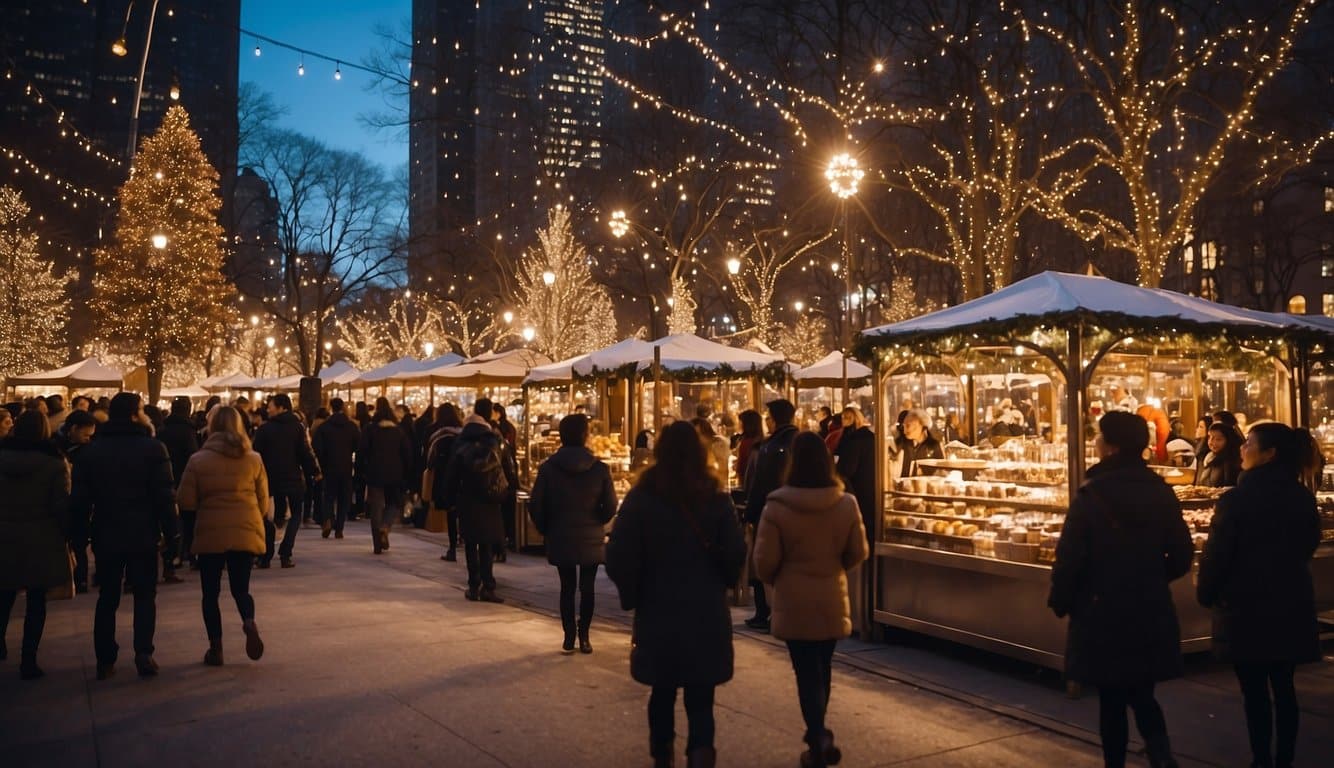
left=243, top=28, right=404, bottom=86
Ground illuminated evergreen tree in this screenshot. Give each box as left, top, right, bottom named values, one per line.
left=0, top=185, right=70, bottom=377
left=93, top=105, right=233, bottom=402
left=512, top=207, right=619, bottom=360
left=777, top=314, right=829, bottom=368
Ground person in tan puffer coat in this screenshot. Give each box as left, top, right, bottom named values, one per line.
left=176, top=406, right=268, bottom=667
left=753, top=431, right=868, bottom=768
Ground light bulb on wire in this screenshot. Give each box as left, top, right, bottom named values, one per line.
left=254, top=44, right=261, bottom=57
left=334, top=62, right=342, bottom=81
left=297, top=57, right=305, bottom=77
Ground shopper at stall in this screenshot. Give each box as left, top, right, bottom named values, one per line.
left=423, top=404, right=464, bottom=562
left=816, top=406, right=835, bottom=438
left=252, top=394, right=320, bottom=569
left=529, top=414, right=618, bottom=655
left=73, top=392, right=179, bottom=680
left=1194, top=422, right=1242, bottom=488
left=441, top=398, right=516, bottom=602
left=489, top=402, right=520, bottom=562
left=606, top=420, right=746, bottom=768
left=0, top=411, right=71, bottom=680
left=833, top=407, right=874, bottom=548
left=744, top=398, right=800, bottom=632
left=175, top=406, right=267, bottom=667
left=55, top=410, right=96, bottom=592
left=733, top=410, right=763, bottom=489
left=692, top=417, right=731, bottom=487
left=822, top=410, right=843, bottom=454
left=891, top=409, right=943, bottom=477
left=753, top=432, right=867, bottom=768
left=1048, top=411, right=1193, bottom=768
left=358, top=397, right=415, bottom=555
left=311, top=398, right=360, bottom=540
left=1197, top=422, right=1321, bottom=768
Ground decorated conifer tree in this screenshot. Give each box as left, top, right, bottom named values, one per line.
left=93, top=105, right=233, bottom=403
left=512, top=207, right=618, bottom=360
left=0, top=185, right=70, bottom=378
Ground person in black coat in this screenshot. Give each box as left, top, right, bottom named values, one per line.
left=606, top=421, right=746, bottom=768
left=833, top=406, right=875, bottom=548
left=71, top=393, right=179, bottom=680
left=423, top=404, right=464, bottom=562
left=441, top=398, right=517, bottom=602
left=357, top=397, right=415, bottom=555
left=1194, top=421, right=1241, bottom=488
left=251, top=394, right=320, bottom=568
left=311, top=397, right=360, bottom=540
left=892, top=409, right=944, bottom=477
left=158, top=397, right=199, bottom=578
left=1049, top=411, right=1193, bottom=768
left=529, top=414, right=618, bottom=655
left=743, top=398, right=799, bottom=631
left=1197, top=423, right=1321, bottom=768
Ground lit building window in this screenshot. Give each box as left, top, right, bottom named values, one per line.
left=1325, top=294, right=1334, bottom=316
left=1322, top=257, right=1334, bottom=278
left=1289, top=295, right=1307, bottom=314
left=1326, top=187, right=1334, bottom=213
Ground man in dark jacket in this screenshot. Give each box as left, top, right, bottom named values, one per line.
left=252, top=393, right=321, bottom=568
left=56, top=410, right=97, bottom=592
left=72, top=393, right=179, bottom=680
left=743, top=398, right=799, bottom=631
left=157, top=397, right=199, bottom=578
left=312, top=398, right=360, bottom=540
left=442, top=398, right=517, bottom=602
left=424, top=405, right=464, bottom=561
left=833, top=406, right=876, bottom=548
left=490, top=402, right=519, bottom=561
left=1048, top=412, right=1193, bottom=768
left=357, top=403, right=415, bottom=554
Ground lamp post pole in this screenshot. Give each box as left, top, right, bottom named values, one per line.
left=123, top=0, right=163, bottom=162
left=826, top=153, right=863, bottom=408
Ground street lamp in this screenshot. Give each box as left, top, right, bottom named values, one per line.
left=151, top=233, right=168, bottom=250
left=826, top=151, right=863, bottom=406
left=502, top=310, right=514, bottom=325
left=423, top=341, right=435, bottom=358
left=542, top=270, right=556, bottom=286
left=116, top=0, right=165, bottom=161
left=522, top=326, right=536, bottom=343
left=609, top=209, right=629, bottom=239
left=727, top=257, right=742, bottom=275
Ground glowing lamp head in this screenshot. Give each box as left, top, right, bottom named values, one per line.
left=265, top=336, right=276, bottom=349
left=423, top=342, right=435, bottom=357
left=609, top=210, right=629, bottom=238
left=169, top=80, right=180, bottom=101
left=111, top=38, right=128, bottom=57
left=726, top=257, right=741, bottom=275
left=825, top=153, right=864, bottom=199
left=250, top=315, right=259, bottom=327
left=522, top=326, right=536, bottom=343
left=502, top=310, right=514, bottom=325
left=323, top=341, right=333, bottom=351
left=794, top=301, right=804, bottom=312
left=151, top=233, right=168, bottom=250
left=542, top=270, right=556, bottom=286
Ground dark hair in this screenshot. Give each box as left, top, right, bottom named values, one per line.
left=559, top=413, right=589, bottom=446
left=492, top=402, right=507, bottom=419
left=372, top=396, right=396, bottom=423
left=12, top=409, right=51, bottom=442
left=636, top=420, right=719, bottom=504
left=1098, top=411, right=1148, bottom=458
left=782, top=431, right=842, bottom=490
left=355, top=401, right=370, bottom=421
left=64, top=409, right=98, bottom=429
left=314, top=407, right=330, bottom=420
left=1212, top=410, right=1238, bottom=429
left=818, top=406, right=832, bottom=418
left=765, top=398, right=795, bottom=425
left=738, top=409, right=762, bottom=440
left=271, top=393, right=293, bottom=411
left=170, top=396, right=192, bottom=418
left=435, top=403, right=462, bottom=429
left=691, top=416, right=717, bottom=439
left=1207, top=421, right=1243, bottom=455
left=1248, top=422, right=1304, bottom=477
left=474, top=397, right=493, bottom=418
left=330, top=397, right=345, bottom=413
left=204, top=395, right=222, bottom=413
left=108, top=392, right=141, bottom=422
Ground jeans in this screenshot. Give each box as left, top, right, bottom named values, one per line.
left=464, top=540, right=495, bottom=591
left=1235, top=662, right=1299, bottom=767
left=367, top=486, right=403, bottom=538
left=648, top=685, right=716, bottom=755
left=1097, top=683, right=1173, bottom=767
left=0, top=587, right=47, bottom=660
left=787, top=639, right=838, bottom=748
left=322, top=474, right=353, bottom=533
left=94, top=552, right=158, bottom=664
left=557, top=564, right=598, bottom=636
left=264, top=493, right=303, bottom=562
left=197, top=551, right=256, bottom=641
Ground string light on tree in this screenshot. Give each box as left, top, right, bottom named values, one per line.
left=0, top=185, right=72, bottom=376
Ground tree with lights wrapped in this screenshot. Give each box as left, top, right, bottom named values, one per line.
left=665, top=276, right=697, bottom=336
left=93, top=106, right=232, bottom=402
left=513, top=207, right=619, bottom=361
left=724, top=227, right=833, bottom=347
left=777, top=314, right=829, bottom=368
left=0, top=185, right=70, bottom=377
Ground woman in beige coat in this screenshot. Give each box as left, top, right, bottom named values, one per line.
left=754, top=432, right=869, bottom=768
left=176, top=406, right=268, bottom=666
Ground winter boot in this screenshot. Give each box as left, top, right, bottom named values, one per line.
left=685, top=746, right=716, bottom=768
left=243, top=619, right=264, bottom=661
left=203, top=639, right=223, bottom=666
left=650, top=741, right=675, bottom=768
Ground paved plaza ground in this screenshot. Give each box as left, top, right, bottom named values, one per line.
left=1, top=520, right=1331, bottom=767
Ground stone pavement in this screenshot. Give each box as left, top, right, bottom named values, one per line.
left=0, top=520, right=1323, bottom=767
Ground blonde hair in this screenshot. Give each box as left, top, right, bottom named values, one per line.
left=208, top=405, right=252, bottom=451
left=842, top=406, right=865, bottom=429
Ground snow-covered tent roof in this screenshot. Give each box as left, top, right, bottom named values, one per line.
left=793, top=351, right=872, bottom=387
left=317, top=360, right=361, bottom=386
left=159, top=385, right=211, bottom=400
left=420, top=348, right=550, bottom=387
left=207, top=372, right=260, bottom=391
left=570, top=338, right=656, bottom=377
left=523, top=353, right=589, bottom=386
left=571, top=334, right=787, bottom=378
left=861, top=271, right=1292, bottom=347
left=352, top=356, right=425, bottom=386
left=6, top=357, right=124, bottom=389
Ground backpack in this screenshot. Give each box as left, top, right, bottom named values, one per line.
left=461, top=436, right=510, bottom=504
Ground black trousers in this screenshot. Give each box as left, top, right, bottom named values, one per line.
left=179, top=509, right=197, bottom=564
left=321, top=474, right=354, bottom=532
left=1097, top=683, right=1173, bottom=768
left=464, top=540, right=495, bottom=591
left=557, top=564, right=598, bottom=635
left=445, top=505, right=461, bottom=550
left=0, top=587, right=47, bottom=660
left=1235, top=662, right=1299, bottom=768
left=648, top=685, right=716, bottom=755
left=197, top=551, right=256, bottom=641
left=94, top=552, right=158, bottom=664
left=787, top=639, right=838, bottom=749
left=263, top=493, right=302, bottom=562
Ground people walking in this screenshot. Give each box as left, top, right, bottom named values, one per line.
left=1198, top=423, right=1321, bottom=768
left=490, top=402, right=519, bottom=561
left=743, top=398, right=799, bottom=632
left=0, top=411, right=72, bottom=680
left=72, top=393, right=179, bottom=680
left=441, top=398, right=516, bottom=602
left=529, top=414, right=618, bottom=654
left=251, top=394, right=320, bottom=568
left=423, top=404, right=464, bottom=561
left=733, top=409, right=762, bottom=489
left=55, top=409, right=97, bottom=593
left=606, top=421, right=746, bottom=768
left=158, top=396, right=199, bottom=580
left=833, top=407, right=874, bottom=546
left=357, top=397, right=415, bottom=555
left=1048, top=411, right=1193, bottom=768
left=175, top=406, right=268, bottom=667
left=311, top=397, right=360, bottom=540
left=753, top=432, right=868, bottom=768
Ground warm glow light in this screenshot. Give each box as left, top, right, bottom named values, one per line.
left=250, top=315, right=259, bottom=327
left=825, top=153, right=863, bottom=199
left=609, top=209, right=629, bottom=238
left=423, top=341, right=435, bottom=357
left=726, top=257, right=741, bottom=275
left=522, top=326, right=536, bottom=342
left=111, top=38, right=128, bottom=57
left=794, top=301, right=804, bottom=312
left=323, top=341, right=333, bottom=351
left=151, top=233, right=168, bottom=249
left=542, top=270, right=556, bottom=286
left=502, top=310, right=514, bottom=325
left=169, top=81, right=180, bottom=101
left=265, top=336, right=275, bottom=349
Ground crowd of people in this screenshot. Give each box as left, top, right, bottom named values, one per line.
left=0, top=388, right=1325, bottom=768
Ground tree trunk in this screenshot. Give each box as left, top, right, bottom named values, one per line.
left=146, top=348, right=163, bottom=407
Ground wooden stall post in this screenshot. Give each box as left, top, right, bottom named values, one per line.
left=1065, top=325, right=1086, bottom=503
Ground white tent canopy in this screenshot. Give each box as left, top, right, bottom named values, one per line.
left=793, top=351, right=871, bottom=386
left=570, top=337, right=656, bottom=377
left=6, top=357, right=124, bottom=389
left=421, top=348, right=550, bottom=386
left=317, top=360, right=361, bottom=386
left=523, top=354, right=589, bottom=385
left=160, top=385, right=211, bottom=399
left=570, top=334, right=786, bottom=378
left=208, top=372, right=260, bottom=391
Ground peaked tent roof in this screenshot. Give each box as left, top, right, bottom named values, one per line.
left=524, top=354, right=589, bottom=385
left=317, top=360, right=361, bottom=385
left=570, top=334, right=786, bottom=378
left=570, top=338, right=656, bottom=377
left=422, top=348, right=550, bottom=386
left=209, top=372, right=260, bottom=390
left=793, top=351, right=872, bottom=386
left=6, top=357, right=124, bottom=388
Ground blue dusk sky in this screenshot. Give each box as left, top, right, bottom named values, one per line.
left=238, top=0, right=409, bottom=174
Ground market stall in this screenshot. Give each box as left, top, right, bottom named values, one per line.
left=792, top=351, right=873, bottom=425
left=5, top=357, right=124, bottom=395
left=857, top=271, right=1334, bottom=668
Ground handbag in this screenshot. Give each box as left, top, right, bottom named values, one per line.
left=47, top=547, right=76, bottom=601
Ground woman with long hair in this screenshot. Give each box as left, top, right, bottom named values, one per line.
left=358, top=397, right=415, bottom=554
left=423, top=403, right=465, bottom=561
left=176, top=406, right=268, bottom=666
left=754, top=432, right=868, bottom=767
left=733, top=409, right=763, bottom=488
left=0, top=411, right=71, bottom=679
left=1195, top=422, right=1242, bottom=488
left=1199, top=423, right=1321, bottom=768
left=606, top=421, right=746, bottom=768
